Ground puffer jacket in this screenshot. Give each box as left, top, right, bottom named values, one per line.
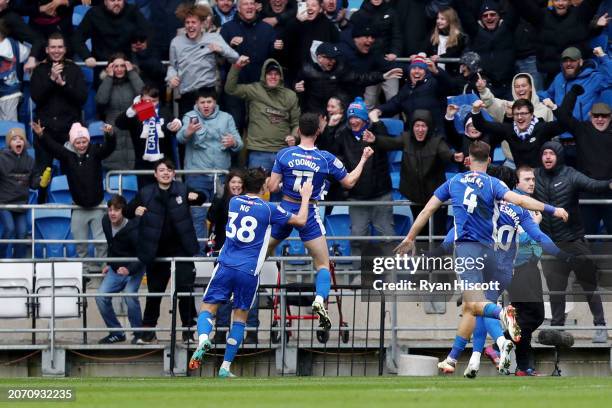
left=398, top=110, right=455, bottom=204
left=0, top=149, right=39, bottom=205
left=225, top=58, right=300, bottom=152
left=351, top=1, right=402, bottom=57
left=533, top=141, right=611, bottom=242
left=125, top=181, right=200, bottom=265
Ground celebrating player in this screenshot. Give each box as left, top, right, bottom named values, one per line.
left=266, top=112, right=374, bottom=330
left=395, top=141, right=568, bottom=374
left=189, top=168, right=313, bottom=377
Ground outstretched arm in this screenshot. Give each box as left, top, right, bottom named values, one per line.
left=503, top=190, right=569, bottom=222
left=394, top=195, right=444, bottom=254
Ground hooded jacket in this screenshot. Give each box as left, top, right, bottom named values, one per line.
left=533, top=141, right=611, bottom=242
left=38, top=132, right=116, bottom=208
left=318, top=119, right=397, bottom=200
left=471, top=108, right=564, bottom=168
left=557, top=85, right=612, bottom=180
left=225, top=58, right=300, bottom=152
left=398, top=110, right=454, bottom=204
left=480, top=73, right=554, bottom=123
left=176, top=105, right=243, bottom=171
left=539, top=56, right=612, bottom=122
left=0, top=148, right=39, bottom=206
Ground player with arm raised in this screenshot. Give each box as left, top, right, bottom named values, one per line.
left=395, top=141, right=568, bottom=374
left=189, top=168, right=313, bottom=378
left=267, top=112, right=374, bottom=330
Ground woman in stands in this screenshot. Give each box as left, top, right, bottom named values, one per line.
left=95, top=52, right=145, bottom=171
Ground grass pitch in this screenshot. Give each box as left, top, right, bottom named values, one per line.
left=0, top=376, right=610, bottom=408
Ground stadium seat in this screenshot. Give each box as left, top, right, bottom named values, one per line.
left=87, top=121, right=106, bottom=144
left=493, top=147, right=505, bottom=164
left=276, top=228, right=308, bottom=265
left=0, top=263, right=34, bottom=318
left=48, top=175, right=72, bottom=204
left=104, top=175, right=138, bottom=202
left=381, top=118, right=404, bottom=137
left=388, top=150, right=402, bottom=172
left=330, top=205, right=349, bottom=215
left=72, top=5, right=90, bottom=26
left=324, top=214, right=351, bottom=258
left=0, top=120, right=25, bottom=149
left=34, top=208, right=76, bottom=258
left=35, top=262, right=83, bottom=318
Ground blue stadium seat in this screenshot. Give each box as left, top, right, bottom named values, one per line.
left=394, top=214, right=412, bottom=236
left=72, top=5, right=90, bottom=26
left=391, top=189, right=406, bottom=201
left=381, top=118, right=404, bottom=137
left=0, top=121, right=25, bottom=149
left=34, top=209, right=76, bottom=258
left=388, top=150, right=402, bottom=172
left=324, top=214, right=351, bottom=258
left=87, top=121, right=106, bottom=144
left=390, top=171, right=400, bottom=190
left=104, top=175, right=138, bottom=202
left=48, top=175, right=72, bottom=204
left=275, top=228, right=307, bottom=265
left=493, top=147, right=505, bottom=164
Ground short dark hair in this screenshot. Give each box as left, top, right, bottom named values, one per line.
left=516, top=165, right=535, bottom=180
left=196, top=87, right=217, bottom=101
left=141, top=85, right=160, bottom=99
left=107, top=194, right=127, bottom=210
left=512, top=98, right=534, bottom=114
left=469, top=140, right=491, bottom=163
left=487, top=165, right=516, bottom=190
left=243, top=168, right=267, bottom=194
left=48, top=32, right=65, bottom=43
left=154, top=158, right=175, bottom=172
left=299, top=112, right=320, bottom=137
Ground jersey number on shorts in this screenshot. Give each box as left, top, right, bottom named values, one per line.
left=496, top=225, right=516, bottom=251
left=292, top=170, right=314, bottom=192
left=227, top=212, right=258, bottom=243
left=463, top=187, right=478, bottom=214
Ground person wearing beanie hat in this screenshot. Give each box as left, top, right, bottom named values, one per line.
left=0, top=126, right=41, bottom=258
left=32, top=119, right=117, bottom=273
left=347, top=97, right=369, bottom=123
left=534, top=139, right=612, bottom=343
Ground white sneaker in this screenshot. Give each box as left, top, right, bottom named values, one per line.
left=312, top=300, right=331, bottom=330
left=498, top=339, right=514, bottom=375
left=499, top=305, right=521, bottom=343
left=463, top=362, right=479, bottom=379
left=437, top=358, right=456, bottom=374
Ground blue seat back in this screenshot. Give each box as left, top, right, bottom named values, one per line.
left=48, top=175, right=72, bottom=204
left=324, top=214, right=351, bottom=258
left=381, top=118, right=404, bottom=137
left=34, top=209, right=76, bottom=258
left=104, top=175, right=139, bottom=202
left=275, top=228, right=307, bottom=265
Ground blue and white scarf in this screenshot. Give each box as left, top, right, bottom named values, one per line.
left=513, top=116, right=539, bottom=141
left=140, top=112, right=165, bottom=162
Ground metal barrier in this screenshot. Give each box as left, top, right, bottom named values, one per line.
left=1, top=198, right=612, bottom=376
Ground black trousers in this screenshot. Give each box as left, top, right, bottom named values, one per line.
left=142, top=260, right=197, bottom=330
left=542, top=240, right=606, bottom=326
left=510, top=260, right=545, bottom=371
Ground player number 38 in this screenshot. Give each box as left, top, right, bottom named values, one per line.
left=227, top=212, right=258, bottom=243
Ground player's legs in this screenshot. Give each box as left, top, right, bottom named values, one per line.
left=303, top=236, right=332, bottom=330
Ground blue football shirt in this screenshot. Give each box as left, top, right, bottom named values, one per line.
left=272, top=146, right=348, bottom=201
left=218, top=195, right=292, bottom=275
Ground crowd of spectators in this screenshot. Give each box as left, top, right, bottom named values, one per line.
left=0, top=0, right=610, bottom=344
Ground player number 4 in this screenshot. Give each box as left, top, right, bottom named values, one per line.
left=227, top=212, right=258, bottom=243
left=463, top=187, right=478, bottom=214
left=292, top=170, right=314, bottom=192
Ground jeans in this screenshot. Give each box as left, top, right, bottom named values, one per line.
left=515, top=55, right=544, bottom=91
left=248, top=151, right=277, bottom=171
left=349, top=192, right=395, bottom=237
left=71, top=206, right=106, bottom=273
left=185, top=174, right=225, bottom=255
left=0, top=210, right=27, bottom=258
left=95, top=266, right=145, bottom=337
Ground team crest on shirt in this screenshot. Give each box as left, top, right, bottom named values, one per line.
left=176, top=196, right=183, bottom=205
left=333, top=158, right=344, bottom=169
left=278, top=207, right=287, bottom=214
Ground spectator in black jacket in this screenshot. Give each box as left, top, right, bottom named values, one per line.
left=32, top=121, right=116, bottom=274
left=30, top=33, right=87, bottom=202
left=533, top=140, right=611, bottom=343
left=130, top=33, right=166, bottom=93
left=322, top=0, right=348, bottom=31
left=15, top=0, right=78, bottom=45
left=114, top=86, right=182, bottom=187
left=557, top=84, right=612, bottom=236
left=318, top=97, right=398, bottom=241
left=294, top=42, right=402, bottom=114
left=444, top=104, right=495, bottom=171
left=351, top=0, right=402, bottom=108
left=458, top=0, right=519, bottom=100
left=509, top=0, right=604, bottom=87
left=0, top=0, right=43, bottom=69
left=96, top=195, right=145, bottom=344
left=391, top=0, right=436, bottom=58
left=125, top=158, right=205, bottom=343
left=471, top=98, right=564, bottom=168
left=399, top=109, right=458, bottom=236
left=72, top=0, right=151, bottom=68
